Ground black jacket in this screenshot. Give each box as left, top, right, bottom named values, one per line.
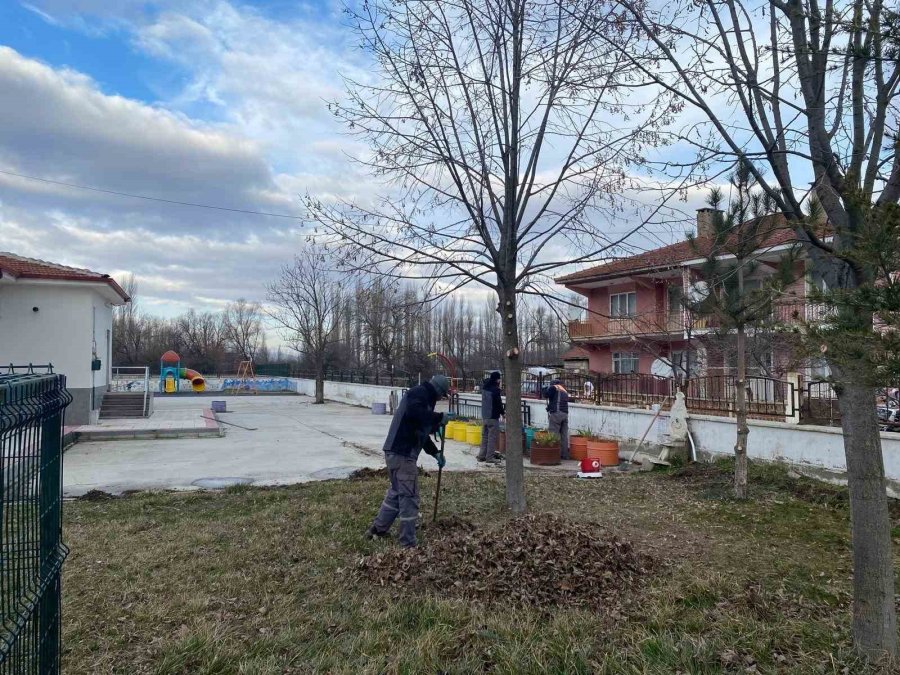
left=543, top=384, right=570, bottom=414
left=382, top=381, right=443, bottom=458
left=481, top=378, right=505, bottom=420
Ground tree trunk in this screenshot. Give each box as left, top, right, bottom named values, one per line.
left=499, top=289, right=526, bottom=514
left=315, top=358, right=325, bottom=404
left=835, top=376, right=897, bottom=658
left=734, top=325, right=749, bottom=499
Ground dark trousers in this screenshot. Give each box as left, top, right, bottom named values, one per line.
left=548, top=411, right=570, bottom=459
left=369, top=453, right=420, bottom=547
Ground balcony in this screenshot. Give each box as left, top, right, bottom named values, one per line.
left=569, top=301, right=830, bottom=341
left=568, top=312, right=684, bottom=340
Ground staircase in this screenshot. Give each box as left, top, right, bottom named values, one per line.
left=99, top=392, right=150, bottom=419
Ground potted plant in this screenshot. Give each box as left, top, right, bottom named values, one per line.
left=570, top=428, right=593, bottom=461
left=530, top=430, right=561, bottom=465
left=586, top=436, right=620, bottom=466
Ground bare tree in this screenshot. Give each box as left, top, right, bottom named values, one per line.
left=266, top=246, right=344, bottom=403
left=592, top=0, right=900, bottom=656
left=687, top=164, right=797, bottom=498
left=223, top=299, right=263, bottom=365
left=307, top=0, right=674, bottom=512
left=175, top=309, right=227, bottom=374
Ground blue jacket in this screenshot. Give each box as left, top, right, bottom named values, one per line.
left=543, top=384, right=569, bottom=414
left=481, top=378, right=505, bottom=420
left=383, top=381, right=443, bottom=459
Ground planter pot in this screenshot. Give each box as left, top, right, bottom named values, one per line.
left=530, top=444, right=561, bottom=466
left=452, top=424, right=469, bottom=442
left=570, top=436, right=589, bottom=461
left=466, top=425, right=482, bottom=445
left=587, top=439, right=620, bottom=466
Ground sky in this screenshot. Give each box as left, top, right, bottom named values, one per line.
left=0, top=0, right=705, bottom=322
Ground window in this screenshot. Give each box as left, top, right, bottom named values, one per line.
left=667, top=285, right=684, bottom=316
left=610, top=292, right=636, bottom=318
left=670, top=350, right=695, bottom=378
left=612, top=352, right=639, bottom=374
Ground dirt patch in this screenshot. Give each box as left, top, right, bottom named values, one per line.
left=358, top=514, right=655, bottom=612
left=348, top=466, right=430, bottom=481
left=76, top=489, right=118, bottom=502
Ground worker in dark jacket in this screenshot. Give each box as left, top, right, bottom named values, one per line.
left=365, top=374, right=450, bottom=547
left=542, top=379, right=570, bottom=460
left=478, top=371, right=504, bottom=462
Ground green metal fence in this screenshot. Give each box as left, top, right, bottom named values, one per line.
left=0, top=373, right=71, bottom=674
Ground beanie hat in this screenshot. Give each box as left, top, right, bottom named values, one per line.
left=430, top=374, right=450, bottom=397
left=489, top=370, right=501, bottom=382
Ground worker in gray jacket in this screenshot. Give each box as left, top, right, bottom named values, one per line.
left=365, top=374, right=450, bottom=547
left=478, top=371, right=504, bottom=462
left=542, top=379, right=570, bottom=460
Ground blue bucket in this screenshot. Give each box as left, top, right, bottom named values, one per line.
left=372, top=402, right=387, bottom=415
left=524, top=427, right=536, bottom=450
left=211, top=400, right=226, bottom=413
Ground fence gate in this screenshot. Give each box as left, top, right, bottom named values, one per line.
left=0, top=374, right=71, bottom=674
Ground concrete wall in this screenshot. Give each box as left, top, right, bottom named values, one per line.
left=294, top=378, right=404, bottom=409
left=292, top=377, right=900, bottom=491
left=0, top=283, right=114, bottom=424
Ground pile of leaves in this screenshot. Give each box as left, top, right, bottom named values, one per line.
left=358, top=514, right=655, bottom=610
left=349, top=466, right=429, bottom=481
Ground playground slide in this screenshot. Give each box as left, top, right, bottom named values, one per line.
left=179, top=368, right=206, bottom=393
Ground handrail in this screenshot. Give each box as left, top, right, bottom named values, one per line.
left=111, top=366, right=150, bottom=415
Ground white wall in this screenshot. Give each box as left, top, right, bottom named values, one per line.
left=0, top=284, right=101, bottom=388
left=294, top=378, right=403, bottom=409
left=292, top=379, right=900, bottom=492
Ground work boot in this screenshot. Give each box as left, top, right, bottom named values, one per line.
left=477, top=457, right=500, bottom=465
left=364, top=526, right=390, bottom=541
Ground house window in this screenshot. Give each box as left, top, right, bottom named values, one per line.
left=612, top=352, right=639, bottom=374
left=610, top=292, right=636, bottom=318
left=667, top=285, right=684, bottom=316
left=670, top=350, right=694, bottom=378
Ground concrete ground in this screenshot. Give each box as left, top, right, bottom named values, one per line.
left=63, top=395, right=526, bottom=496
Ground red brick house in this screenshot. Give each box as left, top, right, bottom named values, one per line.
left=556, top=209, right=825, bottom=381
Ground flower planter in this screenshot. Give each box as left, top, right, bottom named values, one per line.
left=466, top=425, right=482, bottom=445
left=587, top=439, right=620, bottom=466
left=530, top=443, right=561, bottom=466
left=569, top=436, right=589, bottom=461
left=452, top=424, right=469, bottom=442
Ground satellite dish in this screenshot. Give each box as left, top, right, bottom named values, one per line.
left=688, top=281, right=709, bottom=302
left=651, top=358, right=672, bottom=377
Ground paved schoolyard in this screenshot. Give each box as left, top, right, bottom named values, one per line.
left=62, top=395, right=498, bottom=496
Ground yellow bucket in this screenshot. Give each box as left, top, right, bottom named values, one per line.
left=445, top=421, right=460, bottom=438
left=466, top=425, right=482, bottom=445
left=453, top=424, right=468, bottom=442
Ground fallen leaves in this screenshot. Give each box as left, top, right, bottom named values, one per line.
left=357, top=513, right=655, bottom=611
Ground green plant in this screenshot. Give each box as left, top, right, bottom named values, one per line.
left=575, top=428, right=596, bottom=439
left=533, top=430, right=560, bottom=446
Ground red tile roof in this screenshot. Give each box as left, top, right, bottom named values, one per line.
left=556, top=218, right=801, bottom=284
left=0, top=252, right=130, bottom=301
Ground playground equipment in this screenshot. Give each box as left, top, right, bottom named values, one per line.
left=226, top=360, right=256, bottom=394
left=159, top=350, right=206, bottom=393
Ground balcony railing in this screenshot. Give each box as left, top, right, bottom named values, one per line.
left=569, top=301, right=831, bottom=340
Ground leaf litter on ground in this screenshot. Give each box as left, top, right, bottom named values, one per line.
left=357, top=513, right=656, bottom=613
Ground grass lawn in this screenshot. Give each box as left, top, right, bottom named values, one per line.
left=62, top=462, right=900, bottom=674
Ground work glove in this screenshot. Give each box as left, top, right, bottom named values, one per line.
left=436, top=452, right=446, bottom=469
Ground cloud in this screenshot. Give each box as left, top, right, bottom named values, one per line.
left=0, top=45, right=288, bottom=226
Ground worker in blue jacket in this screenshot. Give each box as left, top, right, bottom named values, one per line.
left=365, top=374, right=450, bottom=547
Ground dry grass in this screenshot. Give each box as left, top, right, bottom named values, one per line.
left=62, top=461, right=900, bottom=674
